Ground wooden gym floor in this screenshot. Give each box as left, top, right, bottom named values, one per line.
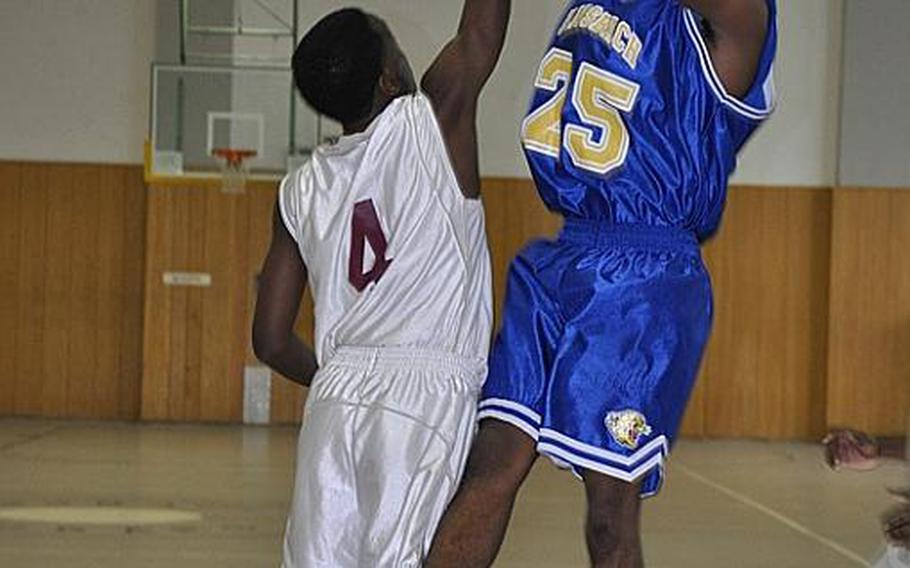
left=0, top=418, right=902, bottom=567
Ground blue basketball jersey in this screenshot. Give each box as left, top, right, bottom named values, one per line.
left=522, top=0, right=777, bottom=240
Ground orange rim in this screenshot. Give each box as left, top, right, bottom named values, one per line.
left=212, top=148, right=258, bottom=167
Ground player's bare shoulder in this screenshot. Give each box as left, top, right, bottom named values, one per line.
left=681, top=0, right=771, bottom=97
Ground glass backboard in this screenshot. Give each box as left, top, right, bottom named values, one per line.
left=147, top=64, right=341, bottom=183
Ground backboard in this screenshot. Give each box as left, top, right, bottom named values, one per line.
left=147, top=64, right=342, bottom=184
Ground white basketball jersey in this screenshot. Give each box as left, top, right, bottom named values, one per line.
left=278, top=93, right=492, bottom=365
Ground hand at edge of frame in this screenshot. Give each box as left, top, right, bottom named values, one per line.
left=822, top=429, right=880, bottom=471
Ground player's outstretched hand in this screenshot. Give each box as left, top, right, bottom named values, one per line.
left=822, top=429, right=880, bottom=471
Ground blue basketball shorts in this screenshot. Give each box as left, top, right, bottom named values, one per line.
left=479, top=220, right=713, bottom=497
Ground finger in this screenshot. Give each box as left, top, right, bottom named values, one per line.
left=825, top=437, right=852, bottom=467
left=832, top=446, right=863, bottom=468
left=824, top=430, right=851, bottom=445
left=824, top=445, right=838, bottom=469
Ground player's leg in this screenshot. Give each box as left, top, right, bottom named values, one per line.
left=349, top=350, right=516, bottom=567
left=427, top=242, right=563, bottom=567
left=355, top=402, right=459, bottom=567
left=424, top=419, right=538, bottom=567
left=282, top=389, right=361, bottom=567
left=535, top=226, right=712, bottom=566
left=582, top=471, right=644, bottom=568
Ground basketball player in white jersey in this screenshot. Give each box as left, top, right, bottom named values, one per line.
left=252, top=3, right=510, bottom=566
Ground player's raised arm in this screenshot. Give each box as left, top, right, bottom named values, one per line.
left=422, top=0, right=511, bottom=112
left=252, top=203, right=318, bottom=387
left=421, top=0, right=511, bottom=197
left=681, top=0, right=770, bottom=97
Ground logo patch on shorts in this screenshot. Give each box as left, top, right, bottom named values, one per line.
left=605, top=410, right=652, bottom=450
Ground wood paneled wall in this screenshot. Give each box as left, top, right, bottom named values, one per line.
left=680, top=187, right=833, bottom=439
left=142, top=184, right=246, bottom=421
left=0, top=162, right=145, bottom=420
left=827, top=188, right=910, bottom=435
left=2, top=162, right=907, bottom=437
left=141, top=182, right=313, bottom=423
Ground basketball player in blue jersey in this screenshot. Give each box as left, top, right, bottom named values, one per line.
left=427, top=1, right=777, bottom=566
left=253, top=2, right=509, bottom=566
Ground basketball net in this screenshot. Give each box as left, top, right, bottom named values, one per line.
left=213, top=149, right=257, bottom=194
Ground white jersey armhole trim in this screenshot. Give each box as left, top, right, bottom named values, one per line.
left=277, top=172, right=301, bottom=246
left=412, top=92, right=475, bottom=274
left=416, top=92, right=480, bottom=204
left=682, top=8, right=775, bottom=121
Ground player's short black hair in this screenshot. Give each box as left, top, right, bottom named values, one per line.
left=293, top=8, right=384, bottom=124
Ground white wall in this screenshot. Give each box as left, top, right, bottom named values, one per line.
left=0, top=1, right=156, bottom=164
left=732, top=0, right=844, bottom=187
left=838, top=0, right=910, bottom=188
left=479, top=4, right=568, bottom=178
left=0, top=0, right=847, bottom=186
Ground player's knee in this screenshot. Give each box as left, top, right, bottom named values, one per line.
left=460, top=451, right=527, bottom=499
left=584, top=472, right=641, bottom=508
left=459, top=421, right=536, bottom=498
left=584, top=473, right=642, bottom=538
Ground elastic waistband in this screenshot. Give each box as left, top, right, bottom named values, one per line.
left=560, top=219, right=699, bottom=250
left=327, top=346, right=486, bottom=378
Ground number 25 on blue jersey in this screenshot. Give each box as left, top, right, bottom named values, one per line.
left=522, top=48, right=641, bottom=176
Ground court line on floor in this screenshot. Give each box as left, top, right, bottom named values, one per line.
left=675, top=463, right=871, bottom=567
left=0, top=425, right=65, bottom=453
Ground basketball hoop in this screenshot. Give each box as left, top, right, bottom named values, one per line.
left=212, top=148, right=257, bottom=194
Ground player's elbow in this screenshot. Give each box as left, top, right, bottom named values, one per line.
left=252, top=327, right=285, bottom=368
left=252, top=336, right=274, bottom=367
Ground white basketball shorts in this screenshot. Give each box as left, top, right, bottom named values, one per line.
left=281, top=346, right=484, bottom=568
